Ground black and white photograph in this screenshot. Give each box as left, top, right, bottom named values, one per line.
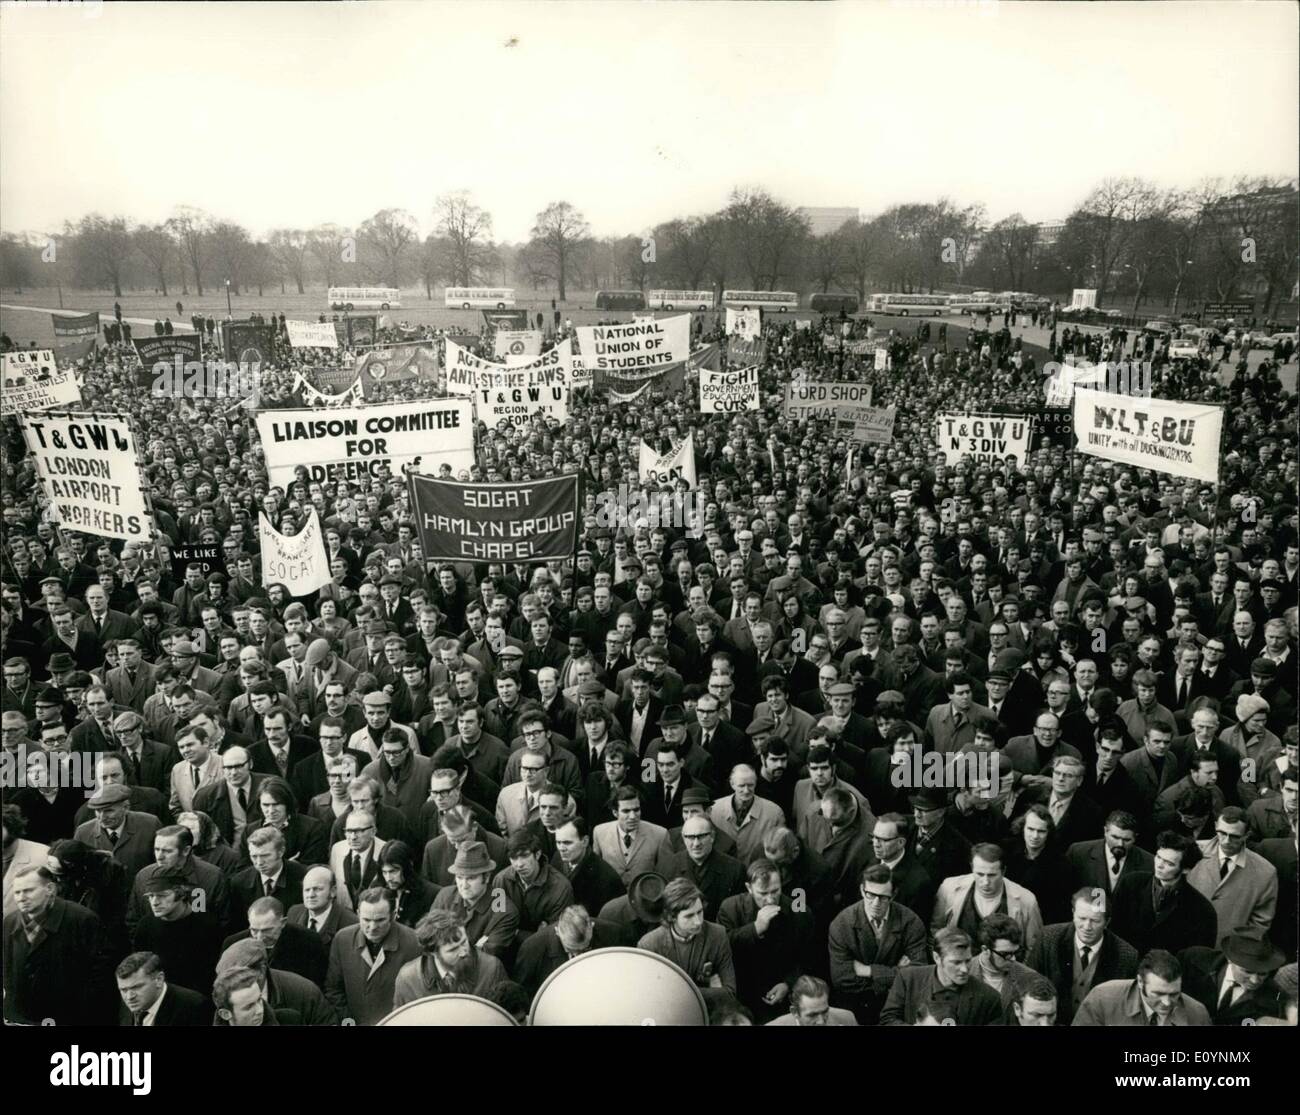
left=0, top=0, right=1296, bottom=1092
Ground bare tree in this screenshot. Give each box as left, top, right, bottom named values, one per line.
left=724, top=188, right=809, bottom=289
left=836, top=217, right=885, bottom=306
left=69, top=214, right=133, bottom=296
left=307, top=224, right=350, bottom=288
left=358, top=208, right=419, bottom=289
left=982, top=214, right=1040, bottom=290
left=434, top=191, right=495, bottom=287
left=268, top=229, right=311, bottom=294
left=419, top=235, right=448, bottom=300
left=529, top=201, right=589, bottom=301
left=807, top=233, right=845, bottom=294
left=209, top=221, right=256, bottom=295
left=167, top=206, right=212, bottom=296
left=133, top=224, right=177, bottom=296
left=654, top=215, right=725, bottom=291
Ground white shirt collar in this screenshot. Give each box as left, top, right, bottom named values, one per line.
left=141, top=983, right=169, bottom=1026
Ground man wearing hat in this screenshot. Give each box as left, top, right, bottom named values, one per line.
left=217, top=936, right=337, bottom=1026
left=1178, top=928, right=1288, bottom=1025
left=592, top=871, right=668, bottom=948
left=1228, top=654, right=1297, bottom=740
left=73, top=783, right=161, bottom=885
left=429, top=838, right=519, bottom=957
left=169, top=638, right=221, bottom=698
left=132, top=865, right=226, bottom=996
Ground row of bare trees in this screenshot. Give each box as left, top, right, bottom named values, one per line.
left=2, top=177, right=1295, bottom=317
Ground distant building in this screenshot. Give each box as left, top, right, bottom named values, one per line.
left=1035, top=219, right=1065, bottom=247
left=799, top=207, right=859, bottom=238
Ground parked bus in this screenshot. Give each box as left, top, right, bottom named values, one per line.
left=867, top=292, right=951, bottom=316
left=646, top=289, right=715, bottom=311
left=721, top=289, right=799, bottom=312
left=444, top=287, right=516, bottom=309
left=327, top=286, right=401, bottom=310
left=948, top=294, right=1004, bottom=315
left=808, top=293, right=859, bottom=314
left=595, top=290, right=648, bottom=311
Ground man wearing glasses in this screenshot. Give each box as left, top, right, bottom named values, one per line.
left=1195, top=637, right=1238, bottom=702
left=1003, top=712, right=1081, bottom=789
left=1187, top=806, right=1279, bottom=939
left=194, top=744, right=265, bottom=847
left=969, top=914, right=1036, bottom=1013
left=495, top=751, right=550, bottom=836
left=329, top=809, right=386, bottom=911
left=358, top=728, right=435, bottom=835
left=827, top=864, right=931, bottom=1024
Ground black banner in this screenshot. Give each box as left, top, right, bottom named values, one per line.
left=170, top=543, right=224, bottom=582
left=52, top=311, right=99, bottom=338
left=408, top=473, right=579, bottom=564
left=52, top=336, right=96, bottom=366
left=222, top=321, right=274, bottom=366
left=1015, top=405, right=1076, bottom=450
left=132, top=336, right=205, bottom=387
left=346, top=315, right=377, bottom=347
left=481, top=308, right=530, bottom=330
left=1202, top=300, right=1255, bottom=318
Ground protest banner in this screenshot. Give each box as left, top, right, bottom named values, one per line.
left=354, top=342, right=440, bottom=391
left=639, top=432, right=697, bottom=488
left=481, top=308, right=531, bottom=331
left=608, top=382, right=651, bottom=403
left=408, top=473, right=579, bottom=564
left=345, top=315, right=378, bottom=347
left=699, top=365, right=759, bottom=413
left=293, top=371, right=363, bottom=407
left=576, top=314, right=690, bottom=377
left=823, top=335, right=841, bottom=352
left=444, top=340, right=569, bottom=429
left=1072, top=387, right=1222, bottom=484
left=795, top=319, right=811, bottom=331
left=51, top=311, right=99, bottom=338
left=493, top=329, right=543, bottom=360
left=571, top=348, right=593, bottom=390
left=259, top=507, right=331, bottom=595
left=285, top=320, right=340, bottom=349
left=52, top=336, right=97, bottom=366
left=132, top=336, right=206, bottom=390
left=727, top=335, right=767, bottom=366
left=1070, top=289, right=1097, bottom=310
left=1202, top=300, right=1254, bottom=318
left=222, top=321, right=274, bottom=366
left=0, top=351, right=81, bottom=416
left=255, top=398, right=474, bottom=490
left=846, top=339, right=873, bottom=355
left=306, top=365, right=362, bottom=393
left=19, top=411, right=152, bottom=543
left=783, top=380, right=874, bottom=420
left=170, top=543, right=224, bottom=583
left=725, top=307, right=761, bottom=339
left=874, top=347, right=889, bottom=370
left=936, top=413, right=1032, bottom=464
left=836, top=405, right=897, bottom=445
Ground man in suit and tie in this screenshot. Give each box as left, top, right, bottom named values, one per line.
left=1187, top=806, right=1279, bottom=939
left=1179, top=927, right=1288, bottom=1026
left=105, top=639, right=158, bottom=714
left=73, top=783, right=161, bottom=885
left=828, top=863, right=930, bottom=1023
left=1026, top=887, right=1141, bottom=1023
left=593, top=784, right=668, bottom=885
left=1065, top=812, right=1154, bottom=899
left=1109, top=831, right=1218, bottom=957
left=194, top=745, right=267, bottom=849
left=924, top=672, right=991, bottom=755
left=169, top=724, right=225, bottom=817
left=495, top=752, right=549, bottom=836
left=1073, top=948, right=1212, bottom=1026
left=614, top=670, right=663, bottom=759
left=1224, top=610, right=1265, bottom=678
left=249, top=708, right=317, bottom=784
left=1157, top=642, right=1209, bottom=725
left=652, top=813, right=745, bottom=920
left=78, top=584, right=137, bottom=645
left=643, top=737, right=698, bottom=831
left=288, top=864, right=359, bottom=949
left=1013, top=755, right=1103, bottom=851
left=115, top=950, right=211, bottom=1027
left=329, top=808, right=387, bottom=911
left=230, top=827, right=309, bottom=925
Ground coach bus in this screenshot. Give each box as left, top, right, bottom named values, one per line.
left=444, top=287, right=516, bottom=309
left=867, top=292, right=951, bottom=317
left=646, top=289, right=715, bottom=311
left=721, top=289, right=799, bottom=312
left=327, top=286, right=401, bottom=310
left=595, top=290, right=648, bottom=311
left=808, top=293, right=859, bottom=314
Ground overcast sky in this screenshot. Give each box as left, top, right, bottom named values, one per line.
left=1, top=0, right=1296, bottom=242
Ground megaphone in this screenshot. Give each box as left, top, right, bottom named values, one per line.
left=529, top=948, right=708, bottom=1026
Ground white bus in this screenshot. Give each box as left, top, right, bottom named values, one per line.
left=327, top=286, right=401, bottom=311
left=647, top=289, right=715, bottom=311
left=721, top=289, right=799, bottom=312
left=444, top=287, right=516, bottom=309
left=867, top=292, right=951, bottom=317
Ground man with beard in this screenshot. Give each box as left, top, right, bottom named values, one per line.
left=392, top=906, right=511, bottom=1004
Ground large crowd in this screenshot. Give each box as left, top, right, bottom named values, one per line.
left=1, top=299, right=1296, bottom=1028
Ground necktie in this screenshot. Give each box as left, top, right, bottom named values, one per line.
left=665, top=785, right=673, bottom=811
left=349, top=852, right=361, bottom=891
left=132, top=1010, right=145, bottom=1027
left=1080, top=945, right=1092, bottom=968
left=308, top=915, right=318, bottom=932
left=1176, top=677, right=1184, bottom=703
left=701, top=731, right=712, bottom=752
left=590, top=747, right=600, bottom=769
left=191, top=764, right=201, bottom=788
left=238, top=787, right=248, bottom=813
left=623, top=831, right=633, bottom=850
left=263, top=877, right=275, bottom=897
left=1148, top=1011, right=1161, bottom=1026
left=106, top=829, right=119, bottom=846
left=1218, top=981, right=1237, bottom=1013
left=870, top=918, right=883, bottom=936
left=1220, top=858, right=1232, bottom=881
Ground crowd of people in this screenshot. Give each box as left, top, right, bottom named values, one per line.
left=0, top=295, right=1296, bottom=1028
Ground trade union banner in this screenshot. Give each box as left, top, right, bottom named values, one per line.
left=639, top=431, right=697, bottom=488
left=444, top=340, right=570, bottom=429
left=259, top=507, right=332, bottom=596
left=52, top=336, right=97, bottom=366
left=1072, top=386, right=1223, bottom=484
left=345, top=315, right=378, bottom=347
left=132, top=336, right=206, bottom=389
left=575, top=314, right=690, bottom=379
left=408, top=473, right=579, bottom=564
left=222, top=321, right=274, bottom=366
left=936, top=413, right=1032, bottom=464
left=493, top=329, right=543, bottom=360
left=836, top=405, right=897, bottom=445
left=353, top=342, right=440, bottom=391
left=169, top=542, right=224, bottom=583
left=699, top=366, right=759, bottom=412
left=255, top=398, right=474, bottom=490
left=0, top=351, right=82, bottom=416
left=725, top=307, right=761, bottom=339
left=285, top=320, right=340, bottom=349
left=481, top=308, right=531, bottom=331
left=51, top=311, right=99, bottom=338
left=727, top=335, right=766, bottom=366
left=19, top=411, right=152, bottom=543
left=783, top=380, right=873, bottom=420
left=293, top=371, right=363, bottom=407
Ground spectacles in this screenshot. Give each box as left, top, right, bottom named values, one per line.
left=992, top=947, right=1021, bottom=961
left=223, top=761, right=249, bottom=771
left=345, top=826, right=374, bottom=835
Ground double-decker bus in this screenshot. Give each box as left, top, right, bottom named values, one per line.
left=646, top=289, right=715, bottom=311
left=721, top=289, right=799, bottom=312
left=595, top=290, right=648, bottom=311
left=327, top=286, right=401, bottom=311
left=808, top=293, right=859, bottom=314
left=867, top=292, right=951, bottom=317
left=444, top=287, right=516, bottom=309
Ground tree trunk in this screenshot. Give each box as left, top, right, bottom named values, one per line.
left=296, top=277, right=304, bottom=294
left=113, top=279, right=123, bottom=297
